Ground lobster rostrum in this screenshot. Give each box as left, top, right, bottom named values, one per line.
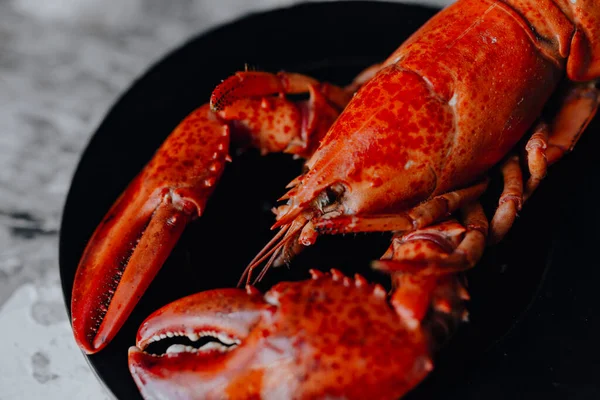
left=71, top=0, right=600, bottom=397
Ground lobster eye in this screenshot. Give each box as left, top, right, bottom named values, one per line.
left=325, top=183, right=346, bottom=204
left=316, top=183, right=346, bottom=212
left=324, top=189, right=337, bottom=204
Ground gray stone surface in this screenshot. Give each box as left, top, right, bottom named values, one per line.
left=0, top=0, right=453, bottom=398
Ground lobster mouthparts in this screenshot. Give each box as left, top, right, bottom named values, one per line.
left=128, top=270, right=433, bottom=400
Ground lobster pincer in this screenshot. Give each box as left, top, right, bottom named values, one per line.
left=71, top=72, right=352, bottom=354
left=128, top=270, right=433, bottom=400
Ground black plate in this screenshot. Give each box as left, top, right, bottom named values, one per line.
left=60, top=1, right=600, bottom=399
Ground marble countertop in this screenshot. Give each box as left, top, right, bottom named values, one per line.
left=0, top=0, right=452, bottom=398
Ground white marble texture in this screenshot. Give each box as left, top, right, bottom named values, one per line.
left=0, top=0, right=453, bottom=398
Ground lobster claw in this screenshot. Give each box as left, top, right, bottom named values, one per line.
left=128, top=288, right=266, bottom=399
left=128, top=271, right=433, bottom=400
left=71, top=104, right=231, bottom=354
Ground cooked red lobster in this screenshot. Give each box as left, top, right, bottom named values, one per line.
left=71, top=0, right=599, bottom=398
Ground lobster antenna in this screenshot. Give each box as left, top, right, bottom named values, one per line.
left=240, top=220, right=306, bottom=286
left=238, top=223, right=291, bottom=287
left=247, top=224, right=290, bottom=268
left=240, top=232, right=294, bottom=286
left=254, top=248, right=281, bottom=285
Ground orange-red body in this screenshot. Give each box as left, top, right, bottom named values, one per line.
left=70, top=0, right=600, bottom=399
left=280, top=0, right=598, bottom=222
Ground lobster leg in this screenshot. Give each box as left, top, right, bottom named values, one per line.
left=313, top=179, right=489, bottom=235
left=374, top=202, right=488, bottom=327
left=524, top=122, right=550, bottom=200
left=522, top=83, right=598, bottom=200
left=491, top=82, right=600, bottom=243
left=373, top=203, right=488, bottom=275
left=72, top=72, right=353, bottom=354
left=490, top=155, right=523, bottom=244
left=543, top=83, right=600, bottom=165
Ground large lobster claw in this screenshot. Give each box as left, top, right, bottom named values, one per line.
left=128, top=270, right=433, bottom=400
left=71, top=105, right=230, bottom=354
left=128, top=288, right=266, bottom=399
left=71, top=70, right=351, bottom=354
